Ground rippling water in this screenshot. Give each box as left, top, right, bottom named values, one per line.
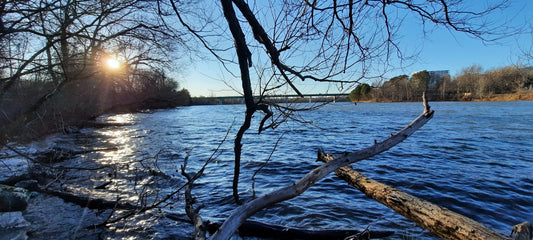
left=32, top=101, right=533, bottom=239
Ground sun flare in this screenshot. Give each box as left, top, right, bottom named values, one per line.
left=107, top=58, right=120, bottom=69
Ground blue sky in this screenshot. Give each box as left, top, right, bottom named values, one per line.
left=180, top=1, right=533, bottom=97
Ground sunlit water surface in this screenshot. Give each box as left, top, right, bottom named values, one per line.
left=33, top=101, right=533, bottom=239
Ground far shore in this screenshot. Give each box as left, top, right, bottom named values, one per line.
left=473, top=92, right=533, bottom=102
left=191, top=90, right=533, bottom=105
left=353, top=90, right=533, bottom=103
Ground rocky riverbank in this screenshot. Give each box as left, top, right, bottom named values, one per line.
left=1, top=116, right=397, bottom=240
left=0, top=129, right=191, bottom=240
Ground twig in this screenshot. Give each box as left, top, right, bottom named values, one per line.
left=4, top=145, right=36, bottom=163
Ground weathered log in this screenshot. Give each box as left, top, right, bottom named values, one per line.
left=181, top=155, right=207, bottom=240
left=2, top=178, right=137, bottom=211
left=317, top=153, right=513, bottom=240
left=210, top=98, right=434, bottom=239
left=165, top=214, right=394, bottom=240
left=210, top=220, right=394, bottom=240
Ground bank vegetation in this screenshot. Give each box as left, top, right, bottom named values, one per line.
left=350, top=65, right=533, bottom=102
left=0, top=0, right=191, bottom=143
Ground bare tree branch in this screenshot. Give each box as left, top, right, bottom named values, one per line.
left=210, top=97, right=434, bottom=239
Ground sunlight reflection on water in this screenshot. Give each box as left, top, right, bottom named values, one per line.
left=101, top=113, right=136, bottom=124
left=95, top=113, right=137, bottom=164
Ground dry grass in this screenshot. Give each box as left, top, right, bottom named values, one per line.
left=477, top=89, right=533, bottom=102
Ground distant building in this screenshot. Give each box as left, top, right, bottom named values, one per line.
left=411, top=70, right=450, bottom=87
left=428, top=70, right=449, bottom=86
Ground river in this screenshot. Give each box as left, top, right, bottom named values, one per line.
left=3, top=101, right=532, bottom=239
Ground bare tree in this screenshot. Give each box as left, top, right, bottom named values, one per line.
left=172, top=0, right=514, bottom=202
left=0, top=0, right=188, bottom=144
left=168, top=0, right=530, bottom=239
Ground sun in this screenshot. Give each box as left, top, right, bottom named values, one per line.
left=107, top=58, right=120, bottom=69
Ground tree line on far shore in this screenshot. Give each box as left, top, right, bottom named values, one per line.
left=350, top=65, right=533, bottom=102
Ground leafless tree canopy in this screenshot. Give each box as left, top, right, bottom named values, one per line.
left=0, top=0, right=186, bottom=105
left=0, top=0, right=194, bottom=144
left=174, top=0, right=513, bottom=95
left=169, top=0, right=517, bottom=203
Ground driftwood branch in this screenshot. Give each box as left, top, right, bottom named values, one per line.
left=210, top=99, right=434, bottom=239
left=208, top=220, right=394, bottom=240
left=180, top=125, right=233, bottom=239
left=318, top=152, right=531, bottom=240
left=181, top=155, right=207, bottom=240
left=164, top=213, right=394, bottom=240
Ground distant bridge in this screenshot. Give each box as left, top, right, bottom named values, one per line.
left=192, top=93, right=350, bottom=105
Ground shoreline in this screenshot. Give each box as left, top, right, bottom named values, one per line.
left=3, top=92, right=531, bottom=144
left=353, top=91, right=533, bottom=103
left=190, top=91, right=533, bottom=105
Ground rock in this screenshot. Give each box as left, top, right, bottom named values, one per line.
left=0, top=228, right=28, bottom=240
left=0, top=155, right=29, bottom=183
left=14, top=180, right=39, bottom=192
left=34, top=147, right=76, bottom=163
left=0, top=185, right=29, bottom=212
left=0, top=211, right=30, bottom=229
left=511, top=222, right=532, bottom=240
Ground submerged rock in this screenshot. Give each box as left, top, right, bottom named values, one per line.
left=34, top=147, right=77, bottom=163
left=0, top=185, right=31, bottom=238
left=0, top=185, right=29, bottom=212
left=14, top=180, right=39, bottom=192
left=0, top=211, right=30, bottom=229
left=0, top=228, right=28, bottom=240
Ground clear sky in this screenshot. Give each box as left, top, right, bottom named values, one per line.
left=179, top=1, right=533, bottom=97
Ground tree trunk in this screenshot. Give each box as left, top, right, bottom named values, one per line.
left=220, top=0, right=256, bottom=204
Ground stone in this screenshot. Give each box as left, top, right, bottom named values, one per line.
left=0, top=211, right=30, bottom=229
left=0, top=228, right=28, bottom=240
left=14, top=180, right=39, bottom=192
left=0, top=185, right=29, bottom=212
left=511, top=222, right=532, bottom=240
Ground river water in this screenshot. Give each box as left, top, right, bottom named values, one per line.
left=5, top=101, right=532, bottom=239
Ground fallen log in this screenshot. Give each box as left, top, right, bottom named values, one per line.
left=1, top=177, right=138, bottom=210
left=318, top=151, right=528, bottom=240
left=164, top=213, right=394, bottom=240
left=211, top=220, right=394, bottom=240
